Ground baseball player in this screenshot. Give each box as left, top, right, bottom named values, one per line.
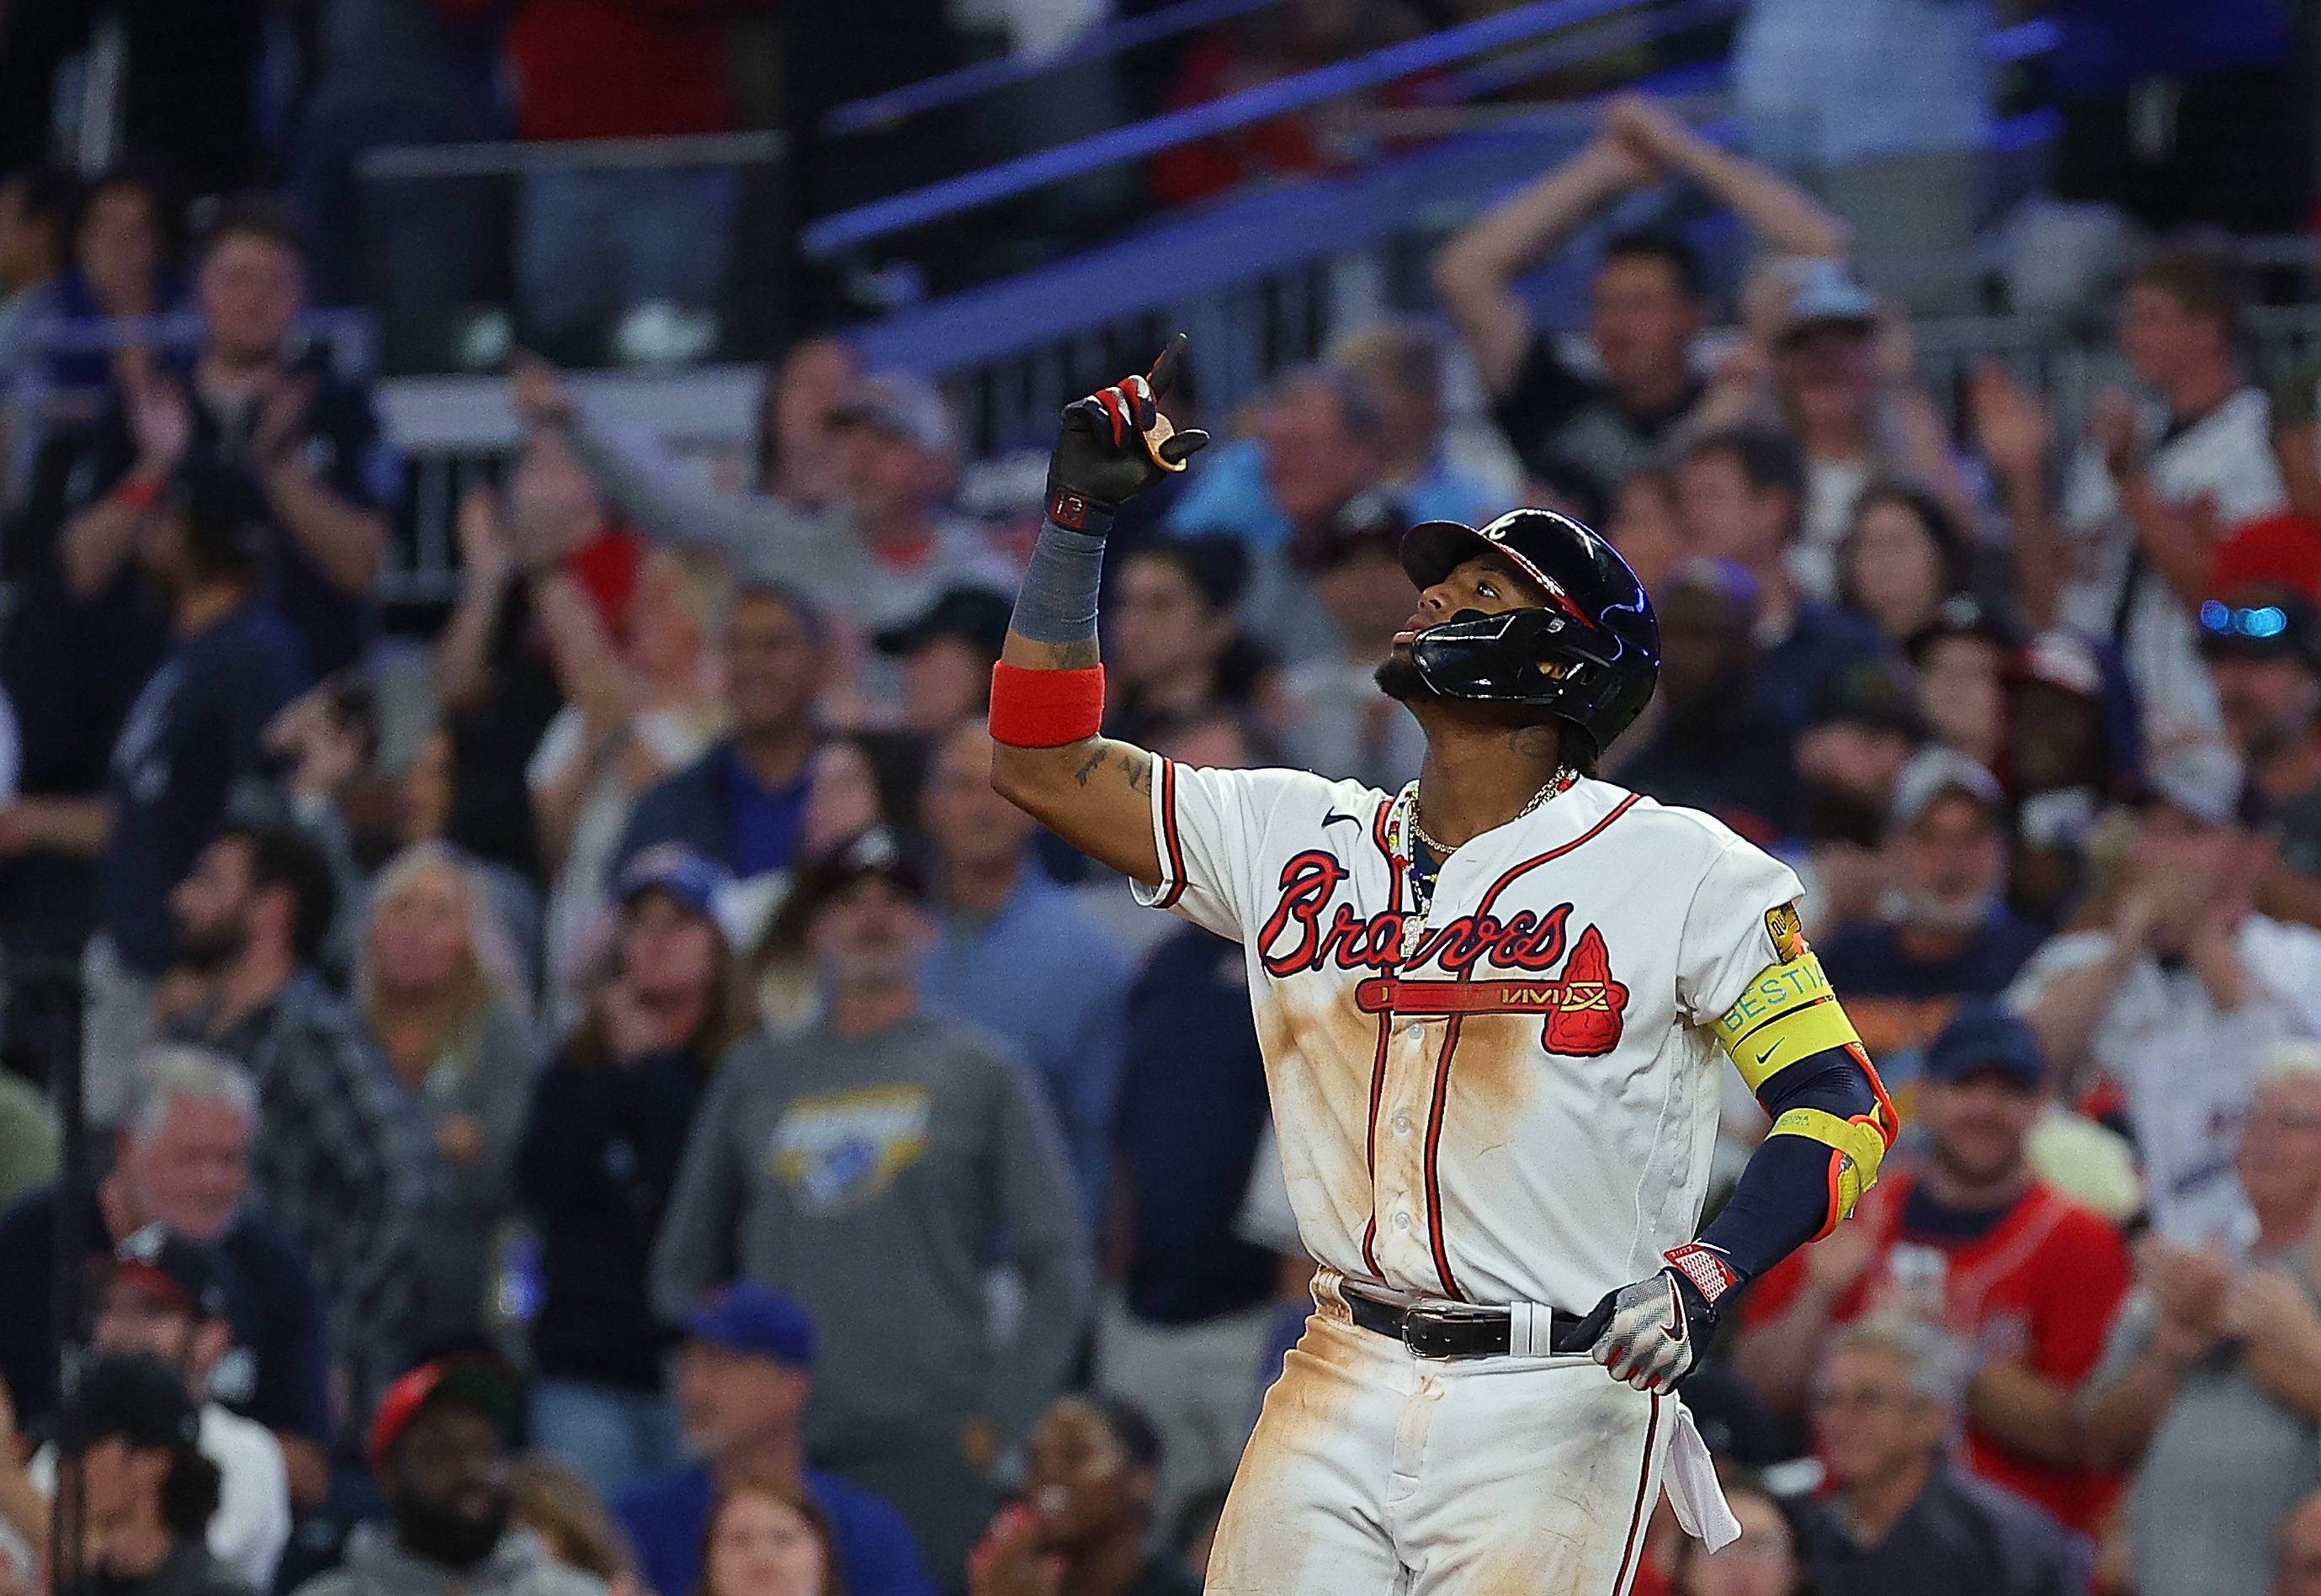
left=987, top=338, right=1895, bottom=1593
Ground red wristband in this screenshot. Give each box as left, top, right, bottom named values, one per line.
left=114, top=477, right=164, bottom=513
left=989, top=661, right=1105, bottom=748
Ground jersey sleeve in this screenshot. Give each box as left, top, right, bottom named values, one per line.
left=1673, top=830, right=1809, bottom=1027
left=1128, top=760, right=1357, bottom=943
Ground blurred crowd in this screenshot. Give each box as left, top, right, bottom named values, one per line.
left=4, top=31, right=2321, bottom=1596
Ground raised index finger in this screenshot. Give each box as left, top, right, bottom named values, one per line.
left=1147, top=331, right=1189, bottom=400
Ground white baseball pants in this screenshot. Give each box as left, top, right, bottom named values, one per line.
left=1205, top=1307, right=1670, bottom=1595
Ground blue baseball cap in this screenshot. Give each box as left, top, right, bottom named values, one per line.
left=614, top=842, right=730, bottom=924
left=685, top=1281, right=817, bottom=1369
left=1923, top=999, right=2045, bottom=1091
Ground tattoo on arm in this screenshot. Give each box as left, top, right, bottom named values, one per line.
left=1036, top=639, right=1101, bottom=670
left=1073, top=745, right=1109, bottom=787
left=1123, top=748, right=1153, bottom=795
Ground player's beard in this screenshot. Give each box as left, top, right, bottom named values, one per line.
left=1373, top=655, right=1438, bottom=704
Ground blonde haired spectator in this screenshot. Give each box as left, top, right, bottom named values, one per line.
left=359, top=842, right=545, bottom=1349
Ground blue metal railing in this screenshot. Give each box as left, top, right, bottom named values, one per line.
left=801, top=0, right=1668, bottom=257
left=819, top=0, right=1285, bottom=137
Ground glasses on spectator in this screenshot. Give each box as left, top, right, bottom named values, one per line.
left=2199, top=600, right=2292, bottom=640
left=1809, top=1383, right=1908, bottom=1415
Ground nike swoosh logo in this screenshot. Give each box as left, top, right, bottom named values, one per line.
left=1660, top=1278, right=1687, bottom=1343
left=1321, top=810, right=1361, bottom=827
left=1754, top=1043, right=1779, bottom=1066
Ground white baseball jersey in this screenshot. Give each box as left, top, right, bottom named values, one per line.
left=1134, top=762, right=1802, bottom=1315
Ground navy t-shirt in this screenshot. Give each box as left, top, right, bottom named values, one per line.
left=1819, top=909, right=2048, bottom=1000
left=72, top=349, right=396, bottom=681
left=725, top=755, right=808, bottom=878
left=0, top=1185, right=332, bottom=1443
left=613, top=1463, right=937, bottom=1596
left=1757, top=602, right=1891, bottom=737
left=1115, top=926, right=1278, bottom=1326
left=98, top=601, right=303, bottom=975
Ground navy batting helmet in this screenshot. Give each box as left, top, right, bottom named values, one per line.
left=1399, top=507, right=1660, bottom=760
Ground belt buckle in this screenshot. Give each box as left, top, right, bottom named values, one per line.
left=1400, top=1303, right=1500, bottom=1360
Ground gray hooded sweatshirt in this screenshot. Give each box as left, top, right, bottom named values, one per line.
left=292, top=1525, right=603, bottom=1596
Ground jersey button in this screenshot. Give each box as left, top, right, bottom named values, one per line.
left=1404, top=1024, right=1422, bottom=1042
left=1391, top=1113, right=1412, bottom=1135
left=1393, top=1212, right=1413, bottom=1232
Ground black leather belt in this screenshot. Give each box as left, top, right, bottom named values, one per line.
left=1346, top=1291, right=1585, bottom=1359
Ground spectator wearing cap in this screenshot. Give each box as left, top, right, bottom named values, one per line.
left=1735, top=1001, right=2131, bottom=1536
left=1970, top=237, right=2284, bottom=766
left=2002, top=629, right=2138, bottom=929
left=519, top=843, right=753, bottom=1496
left=874, top=588, right=1012, bottom=737
left=654, top=828, right=1091, bottom=1586
left=965, top=1395, right=1200, bottom=1596
left=515, top=359, right=1017, bottom=640
left=298, top=1358, right=600, bottom=1596
left=39, top=1354, right=248, bottom=1596
left=4, top=1226, right=292, bottom=1590
left=1270, top=493, right=1427, bottom=792
left=1104, top=538, right=1272, bottom=750
left=616, top=585, right=829, bottom=917
left=528, top=543, right=730, bottom=1034
left=918, top=719, right=1129, bottom=1239
left=0, top=1048, right=332, bottom=1509
left=2204, top=366, right=2321, bottom=602
left=1617, top=558, right=1803, bottom=844
left=1904, top=594, right=2016, bottom=775
left=2083, top=1044, right=2321, bottom=1596
left=1723, top=262, right=1974, bottom=591
left=2010, top=757, right=2321, bottom=1245
left=6, top=464, right=307, bottom=1131
left=612, top=1283, right=934, bottom=1596
left=1819, top=750, right=2047, bottom=1091
left=165, top=823, right=437, bottom=1420
left=1836, top=484, right=1978, bottom=653
left=2201, top=587, right=2321, bottom=921
left=1676, top=424, right=1891, bottom=739
left=1431, top=91, right=1849, bottom=527
left=1788, top=662, right=1928, bottom=940
left=1791, top=1318, right=2090, bottom=1596
left=1097, top=713, right=1281, bottom=1540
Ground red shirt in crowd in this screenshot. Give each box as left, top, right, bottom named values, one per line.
left=566, top=525, right=645, bottom=640
left=2207, top=508, right=2321, bottom=599
left=438, top=0, right=751, bottom=141
left=1742, top=1169, right=2131, bottom=1535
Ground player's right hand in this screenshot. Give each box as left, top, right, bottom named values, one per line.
left=1047, top=332, right=1208, bottom=528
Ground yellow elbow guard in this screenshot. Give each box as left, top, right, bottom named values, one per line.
left=1714, top=952, right=1862, bottom=1091
left=1717, top=952, right=1896, bottom=1234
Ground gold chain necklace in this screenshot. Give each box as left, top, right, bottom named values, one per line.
left=1408, top=769, right=1571, bottom=858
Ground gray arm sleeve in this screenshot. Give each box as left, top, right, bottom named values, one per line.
left=985, top=1051, right=1096, bottom=1440
left=651, top=1058, right=748, bottom=1323
left=563, top=409, right=837, bottom=598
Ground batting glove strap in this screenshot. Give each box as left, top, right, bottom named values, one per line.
left=1566, top=1245, right=1739, bottom=1393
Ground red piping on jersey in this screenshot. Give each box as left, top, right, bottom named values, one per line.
left=1153, top=760, right=1187, bottom=909
left=1419, top=793, right=1639, bottom=1301
left=1611, top=1393, right=1662, bottom=1596
left=1359, top=796, right=1400, bottom=1279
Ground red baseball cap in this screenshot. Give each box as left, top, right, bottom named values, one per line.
left=366, top=1358, right=518, bottom=1468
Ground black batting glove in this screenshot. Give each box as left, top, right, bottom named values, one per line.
left=1556, top=1243, right=1741, bottom=1393
left=1046, top=332, right=1208, bottom=533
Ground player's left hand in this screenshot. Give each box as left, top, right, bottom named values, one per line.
left=1561, top=1243, right=1740, bottom=1393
